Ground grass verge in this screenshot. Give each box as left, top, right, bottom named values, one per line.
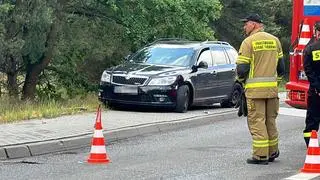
left=0, top=94, right=100, bottom=124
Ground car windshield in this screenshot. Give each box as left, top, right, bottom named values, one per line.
left=129, top=45, right=194, bottom=67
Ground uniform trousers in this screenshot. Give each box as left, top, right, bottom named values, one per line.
left=303, top=88, right=320, bottom=146
left=247, top=97, right=279, bottom=160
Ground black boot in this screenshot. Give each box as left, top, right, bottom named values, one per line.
left=246, top=157, right=268, bottom=165
left=268, top=150, right=280, bottom=162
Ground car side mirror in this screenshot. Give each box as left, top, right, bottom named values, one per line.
left=198, top=61, right=208, bottom=69
left=192, top=61, right=208, bottom=72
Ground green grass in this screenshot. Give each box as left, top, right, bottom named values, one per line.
left=0, top=94, right=100, bottom=124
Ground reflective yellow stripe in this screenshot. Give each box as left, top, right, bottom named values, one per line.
left=253, top=140, right=269, bottom=148
left=269, top=138, right=278, bottom=143
left=238, top=55, right=251, bottom=61
left=246, top=77, right=277, bottom=83
left=245, top=81, right=277, bottom=89
left=249, top=54, right=255, bottom=78
left=252, top=40, right=277, bottom=51
left=304, top=132, right=312, bottom=137
left=253, top=144, right=269, bottom=147
left=237, top=59, right=250, bottom=64
left=269, top=141, right=278, bottom=146
left=252, top=139, right=278, bottom=147
left=278, top=52, right=283, bottom=58
left=312, top=50, right=320, bottom=61
left=237, top=55, right=251, bottom=64
left=269, top=138, right=278, bottom=146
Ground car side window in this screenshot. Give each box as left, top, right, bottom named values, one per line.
left=197, top=49, right=213, bottom=67
left=211, top=47, right=228, bottom=65
left=225, top=47, right=238, bottom=64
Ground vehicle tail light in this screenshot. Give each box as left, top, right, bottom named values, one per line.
left=287, top=90, right=306, bottom=102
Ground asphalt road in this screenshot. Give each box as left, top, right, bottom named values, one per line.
left=0, top=112, right=311, bottom=180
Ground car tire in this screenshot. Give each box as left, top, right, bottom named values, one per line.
left=106, top=101, right=120, bottom=110
left=221, top=83, right=242, bottom=108
left=175, top=85, right=190, bottom=113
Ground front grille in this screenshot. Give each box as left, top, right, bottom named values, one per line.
left=112, top=75, right=147, bottom=85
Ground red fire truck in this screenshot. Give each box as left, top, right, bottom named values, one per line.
left=285, top=0, right=320, bottom=108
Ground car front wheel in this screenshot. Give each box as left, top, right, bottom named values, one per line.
left=175, top=85, right=190, bottom=113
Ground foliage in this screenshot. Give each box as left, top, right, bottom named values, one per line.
left=111, top=0, right=222, bottom=50
left=0, top=0, right=293, bottom=102
left=213, top=0, right=292, bottom=75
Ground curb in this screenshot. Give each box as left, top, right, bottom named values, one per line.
left=0, top=110, right=238, bottom=160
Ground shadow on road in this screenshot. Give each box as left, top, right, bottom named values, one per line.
left=104, top=103, right=225, bottom=113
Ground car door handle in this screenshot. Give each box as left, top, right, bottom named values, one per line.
left=211, top=71, right=217, bottom=75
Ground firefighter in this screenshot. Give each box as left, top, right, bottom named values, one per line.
left=303, top=21, right=320, bottom=147
left=236, top=14, right=285, bottom=165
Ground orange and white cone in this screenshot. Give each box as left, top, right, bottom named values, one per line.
left=87, top=106, right=111, bottom=164
left=296, top=18, right=312, bottom=51
left=301, top=130, right=320, bottom=173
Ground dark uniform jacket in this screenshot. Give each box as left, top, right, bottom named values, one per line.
left=304, top=40, right=320, bottom=91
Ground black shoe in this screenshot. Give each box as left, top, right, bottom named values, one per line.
left=246, top=157, right=268, bottom=165
left=268, top=150, right=280, bottom=162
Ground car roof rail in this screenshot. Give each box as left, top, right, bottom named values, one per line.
left=149, top=38, right=189, bottom=45
left=201, top=40, right=231, bottom=46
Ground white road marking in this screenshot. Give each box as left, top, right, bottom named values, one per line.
left=284, top=173, right=320, bottom=180
left=279, top=107, right=307, bottom=117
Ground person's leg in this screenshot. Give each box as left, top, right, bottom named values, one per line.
left=246, top=98, right=269, bottom=164
left=266, top=97, right=279, bottom=162
left=304, top=89, right=320, bottom=147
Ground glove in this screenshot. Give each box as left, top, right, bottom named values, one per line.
left=237, top=92, right=247, bottom=117
left=237, top=104, right=243, bottom=117
left=243, top=95, right=248, bottom=117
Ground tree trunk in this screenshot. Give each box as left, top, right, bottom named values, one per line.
left=7, top=56, right=19, bottom=98
left=7, top=73, right=18, bottom=98
left=21, top=1, right=63, bottom=100
left=22, top=63, right=40, bottom=100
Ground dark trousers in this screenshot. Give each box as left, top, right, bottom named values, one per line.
left=303, top=88, right=320, bottom=146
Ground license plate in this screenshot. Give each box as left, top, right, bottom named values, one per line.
left=114, top=86, right=138, bottom=94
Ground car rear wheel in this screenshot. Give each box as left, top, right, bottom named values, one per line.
left=221, top=83, right=242, bottom=108
left=175, top=85, right=190, bottom=113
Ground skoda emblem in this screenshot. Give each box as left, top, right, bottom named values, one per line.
left=125, top=74, right=131, bottom=80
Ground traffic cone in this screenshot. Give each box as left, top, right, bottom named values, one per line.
left=87, top=106, right=111, bottom=163
left=296, top=18, right=311, bottom=51
left=301, top=130, right=320, bottom=173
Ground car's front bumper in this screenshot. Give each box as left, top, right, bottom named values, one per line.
left=98, top=82, right=178, bottom=107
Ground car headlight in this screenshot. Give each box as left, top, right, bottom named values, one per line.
left=148, top=76, right=177, bottom=85
left=101, top=71, right=111, bottom=83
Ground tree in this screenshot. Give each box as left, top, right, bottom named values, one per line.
left=38, top=0, right=224, bottom=99
left=0, top=1, right=24, bottom=98
left=0, top=0, right=292, bottom=101
left=110, top=0, right=222, bottom=50
left=21, top=0, right=63, bottom=100
left=212, top=0, right=292, bottom=76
